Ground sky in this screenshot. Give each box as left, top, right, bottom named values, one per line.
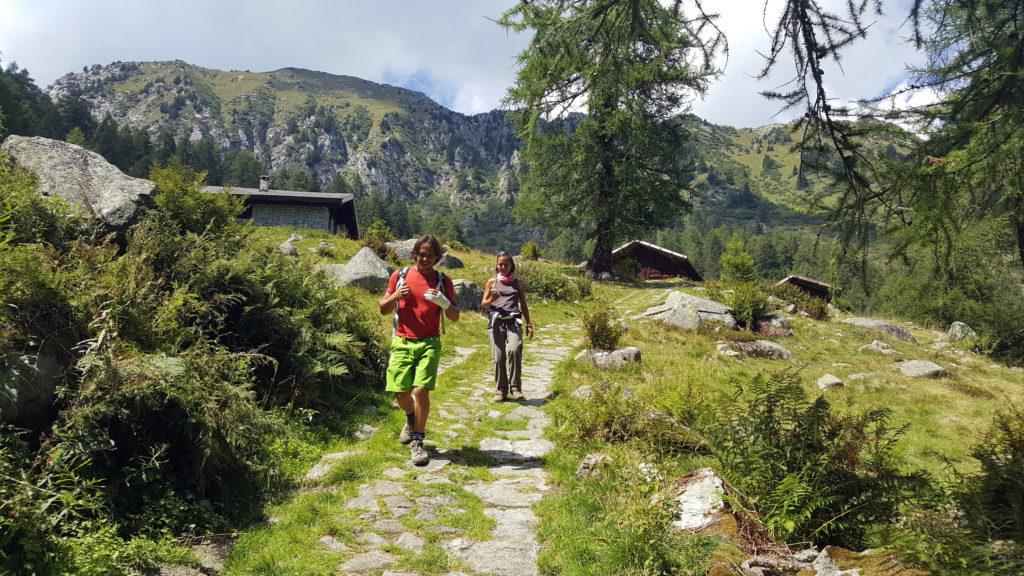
left=0, top=0, right=927, bottom=128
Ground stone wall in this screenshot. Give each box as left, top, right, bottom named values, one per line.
left=251, top=204, right=331, bottom=232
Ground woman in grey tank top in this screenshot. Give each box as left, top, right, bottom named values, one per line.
left=481, top=252, right=533, bottom=402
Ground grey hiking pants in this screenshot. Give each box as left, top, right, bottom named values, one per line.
left=489, top=319, right=523, bottom=393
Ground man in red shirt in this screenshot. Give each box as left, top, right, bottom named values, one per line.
left=378, top=235, right=459, bottom=465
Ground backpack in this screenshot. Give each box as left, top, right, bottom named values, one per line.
left=393, top=266, right=447, bottom=335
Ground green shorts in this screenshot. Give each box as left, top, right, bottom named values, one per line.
left=385, top=336, right=442, bottom=392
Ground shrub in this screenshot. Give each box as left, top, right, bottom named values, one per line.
left=516, top=263, right=592, bottom=301
left=963, top=405, right=1024, bottom=541
left=53, top=348, right=286, bottom=533
left=363, top=219, right=395, bottom=243
left=557, top=381, right=703, bottom=453
left=520, top=241, right=541, bottom=260
left=726, top=282, right=772, bottom=331
left=611, top=256, right=641, bottom=281
left=361, top=219, right=400, bottom=263
left=0, top=161, right=388, bottom=564
left=582, top=303, right=625, bottom=350
left=150, top=160, right=244, bottom=236
left=0, top=154, right=85, bottom=248
left=701, top=371, right=927, bottom=547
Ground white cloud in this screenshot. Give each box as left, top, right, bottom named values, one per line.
left=0, top=0, right=927, bottom=125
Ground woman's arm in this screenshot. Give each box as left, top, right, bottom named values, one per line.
left=518, top=280, right=534, bottom=338
left=480, top=278, right=496, bottom=309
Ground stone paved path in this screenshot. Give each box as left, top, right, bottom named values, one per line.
left=320, top=323, right=576, bottom=576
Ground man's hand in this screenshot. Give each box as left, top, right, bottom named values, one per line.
left=424, top=288, right=451, bottom=310
left=392, top=284, right=411, bottom=301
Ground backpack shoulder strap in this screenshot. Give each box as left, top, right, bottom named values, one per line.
left=392, top=267, right=411, bottom=334
left=436, top=270, right=446, bottom=335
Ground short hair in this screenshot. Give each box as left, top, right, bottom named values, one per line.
left=495, top=251, right=515, bottom=274
left=413, top=235, right=443, bottom=260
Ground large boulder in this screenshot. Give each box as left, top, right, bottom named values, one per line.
left=897, top=360, right=946, bottom=378
left=320, top=247, right=393, bottom=292
left=385, top=238, right=418, bottom=260
left=720, top=340, right=794, bottom=360
left=0, top=135, right=153, bottom=229
left=636, top=291, right=738, bottom=330
left=452, top=279, right=483, bottom=311
left=842, top=317, right=918, bottom=344
left=437, top=253, right=464, bottom=269
left=575, top=347, right=642, bottom=368
left=947, top=321, right=977, bottom=342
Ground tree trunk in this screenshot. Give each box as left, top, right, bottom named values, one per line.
left=1015, top=216, right=1024, bottom=272
left=590, top=99, right=617, bottom=276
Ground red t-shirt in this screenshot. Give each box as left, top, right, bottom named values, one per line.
left=387, top=267, right=457, bottom=339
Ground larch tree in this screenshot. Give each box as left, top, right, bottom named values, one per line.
left=498, top=0, right=720, bottom=274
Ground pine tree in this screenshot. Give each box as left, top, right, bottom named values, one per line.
left=721, top=233, right=757, bottom=283
left=499, top=0, right=716, bottom=274
left=65, top=127, right=86, bottom=146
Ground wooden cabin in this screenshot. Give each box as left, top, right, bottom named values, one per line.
left=610, top=240, right=703, bottom=281
left=775, top=274, right=833, bottom=302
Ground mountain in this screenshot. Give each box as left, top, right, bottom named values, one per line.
left=48, top=60, right=521, bottom=205
left=46, top=61, right=904, bottom=244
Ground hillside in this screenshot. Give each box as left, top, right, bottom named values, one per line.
left=48, top=61, right=521, bottom=205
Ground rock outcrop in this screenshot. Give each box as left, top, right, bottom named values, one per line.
left=897, top=360, right=946, bottom=378
left=574, top=347, right=642, bottom=368
left=319, top=247, right=392, bottom=292
left=1, top=135, right=153, bottom=229
left=842, top=317, right=918, bottom=344
left=636, top=291, right=738, bottom=330
left=452, top=279, right=483, bottom=311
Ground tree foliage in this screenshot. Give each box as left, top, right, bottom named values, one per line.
left=499, top=0, right=719, bottom=274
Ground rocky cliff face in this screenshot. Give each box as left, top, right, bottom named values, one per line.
left=47, top=61, right=523, bottom=204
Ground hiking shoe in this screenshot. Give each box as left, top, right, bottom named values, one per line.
left=399, top=422, right=414, bottom=445
left=493, top=391, right=507, bottom=403
left=410, top=439, right=429, bottom=466
left=509, top=389, right=524, bottom=401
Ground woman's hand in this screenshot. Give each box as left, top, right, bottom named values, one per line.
left=526, top=323, right=534, bottom=339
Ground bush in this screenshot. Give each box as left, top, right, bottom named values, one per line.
left=726, top=282, right=772, bottom=331
left=701, top=371, right=927, bottom=547
left=361, top=219, right=400, bottom=264
left=0, top=161, right=389, bottom=566
left=557, top=381, right=703, bottom=453
left=516, top=263, right=592, bottom=301
left=521, top=241, right=541, bottom=260
left=720, top=233, right=756, bottom=283
left=611, top=257, right=641, bottom=281
left=54, top=348, right=286, bottom=533
left=0, top=154, right=85, bottom=248
left=964, top=405, right=1024, bottom=541
left=582, top=303, right=625, bottom=350
left=150, top=160, right=244, bottom=236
